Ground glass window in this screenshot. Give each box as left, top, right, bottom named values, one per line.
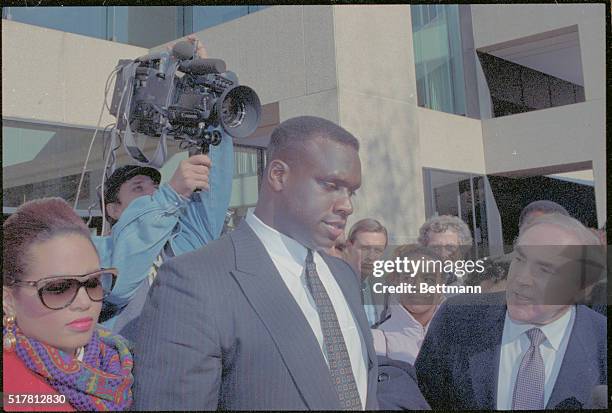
left=186, top=6, right=268, bottom=33
left=423, top=167, right=489, bottom=258
left=4, top=6, right=109, bottom=40
left=411, top=5, right=467, bottom=116
left=423, top=167, right=599, bottom=258
left=486, top=174, right=597, bottom=248
left=3, top=120, right=266, bottom=234
left=107, top=6, right=129, bottom=44
left=223, top=145, right=265, bottom=232
left=2, top=120, right=106, bottom=218
left=3, top=6, right=269, bottom=47
left=3, top=6, right=134, bottom=44
left=477, top=52, right=585, bottom=117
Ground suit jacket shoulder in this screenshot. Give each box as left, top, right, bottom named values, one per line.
left=377, top=355, right=431, bottom=410
left=415, top=292, right=507, bottom=410
left=429, top=292, right=506, bottom=345
left=416, top=294, right=607, bottom=410
left=165, top=230, right=237, bottom=274
left=135, top=223, right=380, bottom=410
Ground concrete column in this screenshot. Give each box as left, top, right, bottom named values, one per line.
left=332, top=5, right=424, bottom=243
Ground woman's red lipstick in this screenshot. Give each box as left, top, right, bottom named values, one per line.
left=66, top=317, right=93, bottom=332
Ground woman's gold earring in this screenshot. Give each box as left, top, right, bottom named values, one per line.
left=3, top=315, right=17, bottom=352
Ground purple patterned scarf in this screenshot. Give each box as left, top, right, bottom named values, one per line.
left=8, top=324, right=133, bottom=411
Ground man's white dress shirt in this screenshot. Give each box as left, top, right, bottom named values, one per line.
left=246, top=212, right=368, bottom=408
left=371, top=299, right=443, bottom=365
left=496, top=306, right=575, bottom=409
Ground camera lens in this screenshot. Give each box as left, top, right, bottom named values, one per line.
left=217, top=85, right=261, bottom=138
left=220, top=96, right=246, bottom=128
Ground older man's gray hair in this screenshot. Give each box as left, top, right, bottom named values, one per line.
left=418, top=215, right=473, bottom=247
left=518, top=200, right=569, bottom=228
left=518, top=212, right=605, bottom=288
left=519, top=212, right=600, bottom=245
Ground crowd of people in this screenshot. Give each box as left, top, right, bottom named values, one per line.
left=2, top=81, right=608, bottom=410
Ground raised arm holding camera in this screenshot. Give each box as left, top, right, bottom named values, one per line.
left=92, top=37, right=234, bottom=338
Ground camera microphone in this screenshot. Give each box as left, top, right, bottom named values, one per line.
left=172, top=40, right=197, bottom=60
left=135, top=40, right=198, bottom=64
left=172, top=40, right=227, bottom=74
left=179, top=59, right=227, bottom=75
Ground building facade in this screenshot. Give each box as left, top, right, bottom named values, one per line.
left=2, top=5, right=606, bottom=256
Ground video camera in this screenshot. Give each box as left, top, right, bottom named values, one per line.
left=109, top=40, right=261, bottom=166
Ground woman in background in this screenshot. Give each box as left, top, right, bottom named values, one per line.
left=371, top=245, right=446, bottom=365
left=3, top=198, right=133, bottom=411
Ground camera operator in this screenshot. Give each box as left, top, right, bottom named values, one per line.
left=92, top=38, right=234, bottom=338
left=94, top=141, right=232, bottom=335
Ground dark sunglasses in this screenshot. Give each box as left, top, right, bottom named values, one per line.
left=11, top=269, right=118, bottom=310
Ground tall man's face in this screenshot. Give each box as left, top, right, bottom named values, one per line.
left=506, top=223, right=586, bottom=325
left=278, top=137, right=361, bottom=250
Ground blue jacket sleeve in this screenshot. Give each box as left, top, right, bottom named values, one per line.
left=92, top=184, right=190, bottom=307
left=91, top=137, right=234, bottom=308
left=169, top=135, right=234, bottom=255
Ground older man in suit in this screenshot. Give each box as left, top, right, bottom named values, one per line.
left=133, top=116, right=381, bottom=410
left=415, top=213, right=607, bottom=410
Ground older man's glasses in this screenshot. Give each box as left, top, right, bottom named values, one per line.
left=11, top=269, right=117, bottom=310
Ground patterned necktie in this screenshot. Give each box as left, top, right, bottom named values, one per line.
left=304, top=249, right=363, bottom=410
left=512, top=327, right=546, bottom=410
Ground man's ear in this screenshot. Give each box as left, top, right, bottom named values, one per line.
left=105, top=202, right=122, bottom=222
left=266, top=159, right=290, bottom=192
left=345, top=239, right=355, bottom=251
left=3, top=287, right=16, bottom=316
left=344, top=240, right=358, bottom=263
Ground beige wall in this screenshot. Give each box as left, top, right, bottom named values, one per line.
left=482, top=100, right=606, bottom=224
left=482, top=101, right=603, bottom=172
left=3, top=5, right=606, bottom=228
left=278, top=89, right=339, bottom=123
left=176, top=5, right=427, bottom=241
left=2, top=20, right=146, bottom=127
left=333, top=5, right=424, bottom=243
left=472, top=4, right=606, bottom=223
left=417, top=107, right=485, bottom=174
left=155, top=6, right=338, bottom=112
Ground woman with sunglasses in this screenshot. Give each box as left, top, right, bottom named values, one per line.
left=3, top=198, right=133, bottom=411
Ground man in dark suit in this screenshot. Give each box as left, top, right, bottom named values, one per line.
left=133, top=116, right=380, bottom=410
left=377, top=355, right=431, bottom=410
left=415, top=213, right=607, bottom=410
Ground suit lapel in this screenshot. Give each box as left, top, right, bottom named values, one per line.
left=468, top=302, right=506, bottom=409
left=546, top=307, right=596, bottom=409
left=228, top=224, right=340, bottom=410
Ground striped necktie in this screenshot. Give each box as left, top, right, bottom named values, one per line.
left=304, top=249, right=362, bottom=410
